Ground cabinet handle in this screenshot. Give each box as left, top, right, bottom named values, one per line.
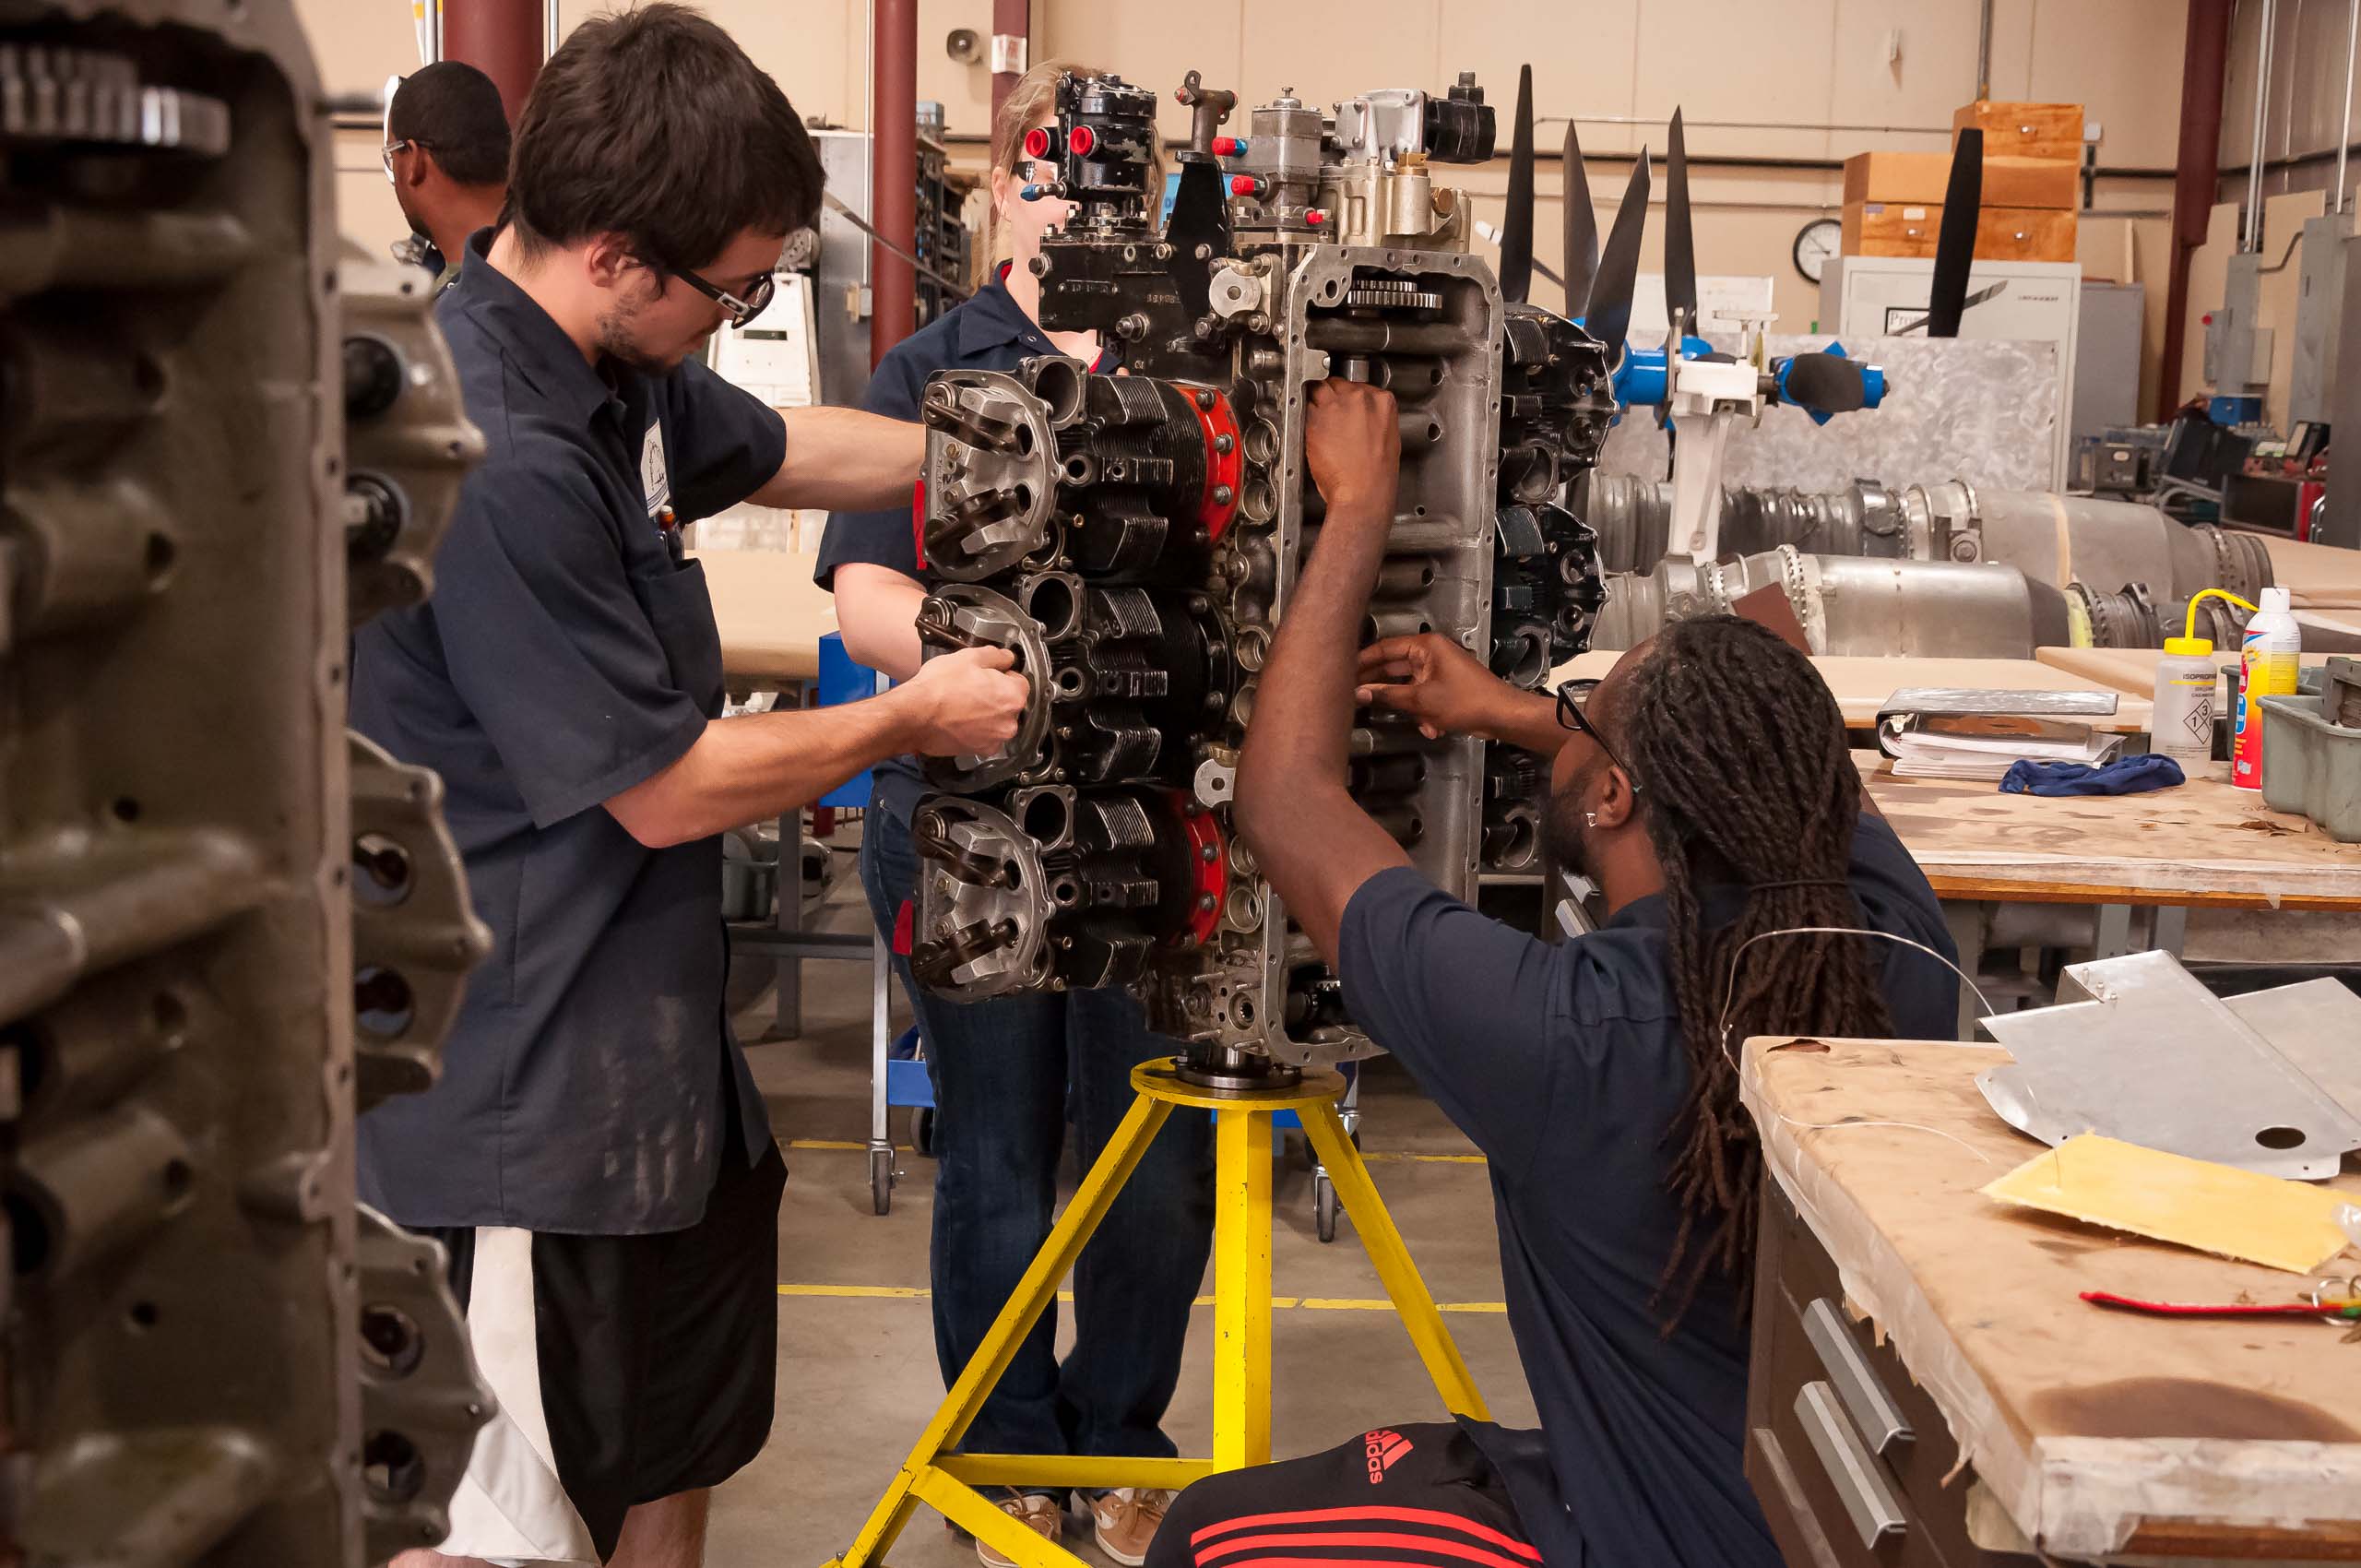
left=1804, top=1298, right=1914, bottom=1454
left=1796, top=1381, right=1909, bottom=1552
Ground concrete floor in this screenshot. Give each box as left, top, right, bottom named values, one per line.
left=708, top=842, right=1536, bottom=1567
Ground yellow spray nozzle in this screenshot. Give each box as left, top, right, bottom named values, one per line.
left=2168, top=588, right=2260, bottom=656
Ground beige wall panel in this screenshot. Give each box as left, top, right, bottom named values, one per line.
left=1235, top=0, right=1441, bottom=121
left=2026, top=0, right=2185, bottom=170
left=1828, top=0, right=1984, bottom=153
left=1438, top=0, right=1643, bottom=157
left=1977, top=0, right=2035, bottom=101
left=1039, top=0, right=1245, bottom=145
left=295, top=0, right=418, bottom=95
left=1632, top=0, right=1837, bottom=160
left=916, top=0, right=1000, bottom=137
left=337, top=128, right=409, bottom=261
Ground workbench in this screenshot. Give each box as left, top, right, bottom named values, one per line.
left=1857, top=749, right=2361, bottom=1034
left=2034, top=644, right=2338, bottom=695
left=2264, top=534, right=2361, bottom=611
left=694, top=547, right=838, bottom=687
left=1740, top=1033, right=2361, bottom=1564
left=1553, top=651, right=2153, bottom=732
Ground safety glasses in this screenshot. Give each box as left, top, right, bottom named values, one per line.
left=668, top=263, right=777, bottom=328
left=380, top=137, right=414, bottom=183
left=1554, top=678, right=1640, bottom=792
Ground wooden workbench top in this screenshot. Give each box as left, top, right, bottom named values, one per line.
left=1858, top=748, right=2361, bottom=909
left=693, top=548, right=837, bottom=685
left=2035, top=642, right=2338, bottom=694
left=2265, top=534, right=2361, bottom=610
left=1554, top=650, right=2153, bottom=731
left=1742, top=1034, right=2361, bottom=1560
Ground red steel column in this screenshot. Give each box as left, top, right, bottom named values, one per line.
left=441, top=0, right=544, bottom=125
left=2159, top=0, right=2232, bottom=419
left=991, top=0, right=1030, bottom=119
left=871, top=0, right=919, bottom=366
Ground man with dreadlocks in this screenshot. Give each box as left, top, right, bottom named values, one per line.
left=1144, top=380, right=1957, bottom=1568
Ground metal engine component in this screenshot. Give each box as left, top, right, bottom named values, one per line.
left=342, top=251, right=483, bottom=623
left=912, top=71, right=1608, bottom=1076
left=2, top=6, right=489, bottom=1562
left=1582, top=471, right=2278, bottom=657
left=1593, top=546, right=2072, bottom=658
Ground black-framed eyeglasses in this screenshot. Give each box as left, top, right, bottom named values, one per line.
left=668, top=262, right=777, bottom=328
left=1554, top=679, right=1640, bottom=791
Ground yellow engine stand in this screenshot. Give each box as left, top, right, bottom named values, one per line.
left=823, top=1060, right=1489, bottom=1568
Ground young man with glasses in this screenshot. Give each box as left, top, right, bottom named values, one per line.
left=352, top=8, right=1031, bottom=1566
left=382, top=61, right=511, bottom=291
left=1145, top=380, right=1956, bottom=1566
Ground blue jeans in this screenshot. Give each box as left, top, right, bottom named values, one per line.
left=860, top=796, right=1215, bottom=1477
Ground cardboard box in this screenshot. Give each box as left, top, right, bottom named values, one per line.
left=1842, top=149, right=2079, bottom=210
left=1952, top=101, right=2084, bottom=165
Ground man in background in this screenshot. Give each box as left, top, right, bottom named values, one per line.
left=383, top=60, right=510, bottom=290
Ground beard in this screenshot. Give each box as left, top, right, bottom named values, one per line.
left=593, top=278, right=689, bottom=374
left=1538, top=754, right=1607, bottom=878
left=1539, top=786, right=1595, bottom=879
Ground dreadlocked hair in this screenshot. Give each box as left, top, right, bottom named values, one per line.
left=1613, top=615, right=1896, bottom=1331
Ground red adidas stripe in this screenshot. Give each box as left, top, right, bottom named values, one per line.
left=1206, top=1559, right=1505, bottom=1568
left=1192, top=1507, right=1541, bottom=1562
left=1196, top=1528, right=1533, bottom=1568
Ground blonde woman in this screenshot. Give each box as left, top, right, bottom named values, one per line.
left=812, top=64, right=1204, bottom=1568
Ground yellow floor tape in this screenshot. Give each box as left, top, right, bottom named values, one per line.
left=778, top=1283, right=1506, bottom=1313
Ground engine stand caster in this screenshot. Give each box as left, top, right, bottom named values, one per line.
left=869, top=1144, right=896, bottom=1216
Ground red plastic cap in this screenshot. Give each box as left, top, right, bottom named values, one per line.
left=1305, top=208, right=1327, bottom=226
left=1229, top=174, right=1260, bottom=196
left=1023, top=126, right=1050, bottom=159
left=1069, top=125, right=1096, bottom=155
left=1212, top=136, right=1243, bottom=155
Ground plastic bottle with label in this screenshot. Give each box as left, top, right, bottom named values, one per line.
left=2152, top=588, right=2256, bottom=766
left=2230, top=586, right=2301, bottom=790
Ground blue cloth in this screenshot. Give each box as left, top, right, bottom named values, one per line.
left=350, top=231, right=786, bottom=1233
left=813, top=267, right=1121, bottom=831
left=859, top=802, right=1210, bottom=1482
left=1335, top=815, right=1958, bottom=1568
left=1999, top=754, right=2187, bottom=796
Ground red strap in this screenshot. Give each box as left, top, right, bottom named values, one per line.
left=892, top=898, right=914, bottom=956
left=909, top=478, right=928, bottom=570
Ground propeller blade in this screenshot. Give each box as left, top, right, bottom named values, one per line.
left=1663, top=107, right=1697, bottom=339
left=1926, top=126, right=1983, bottom=338
left=1561, top=119, right=1600, bottom=313
left=1499, top=64, right=1536, bottom=305
left=1585, top=148, right=1650, bottom=362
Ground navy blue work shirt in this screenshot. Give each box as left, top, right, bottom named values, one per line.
left=1339, top=814, right=1956, bottom=1567
left=813, top=266, right=1116, bottom=827
left=350, top=232, right=787, bottom=1235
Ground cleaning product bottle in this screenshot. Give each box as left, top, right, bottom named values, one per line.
left=2231, top=586, right=2301, bottom=790
left=2153, top=588, right=2256, bottom=766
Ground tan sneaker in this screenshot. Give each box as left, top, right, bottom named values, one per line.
left=1088, top=1488, right=1173, bottom=1567
left=977, top=1492, right=1064, bottom=1567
